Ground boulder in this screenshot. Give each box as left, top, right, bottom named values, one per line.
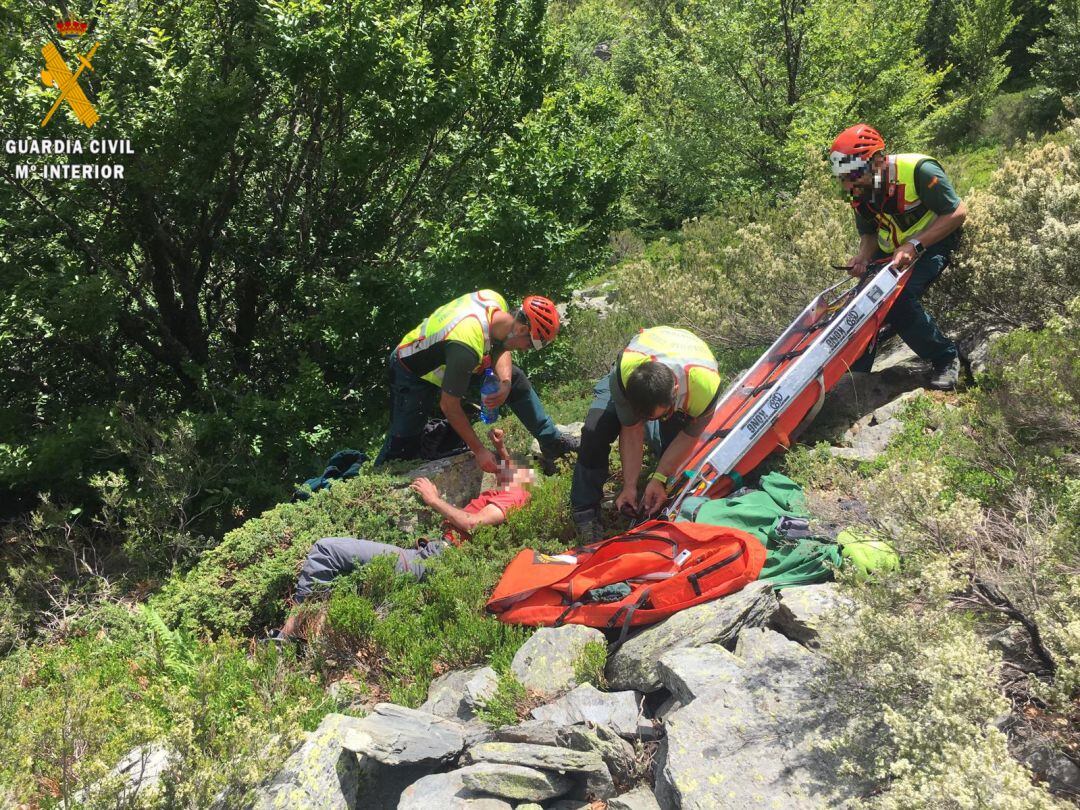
left=75, top=742, right=171, bottom=805
left=655, top=627, right=869, bottom=809
left=608, top=785, right=663, bottom=810
left=342, top=704, right=465, bottom=767
left=397, top=768, right=513, bottom=809
left=556, top=724, right=637, bottom=788
left=989, top=625, right=1047, bottom=674
left=958, top=325, right=1009, bottom=377
left=495, top=719, right=565, bottom=747
left=465, top=741, right=608, bottom=774
left=464, top=741, right=616, bottom=799
left=771, top=583, right=856, bottom=648
left=459, top=762, right=575, bottom=801
left=829, top=388, right=925, bottom=462
left=656, top=644, right=744, bottom=704
left=530, top=683, right=642, bottom=739
left=528, top=422, right=585, bottom=458
left=571, top=283, right=618, bottom=318
left=421, top=666, right=500, bottom=722
left=1020, top=745, right=1080, bottom=799
left=251, top=714, right=364, bottom=809
left=510, top=625, right=606, bottom=698
left=606, top=581, right=778, bottom=692
left=801, top=341, right=927, bottom=445
left=403, top=453, right=483, bottom=507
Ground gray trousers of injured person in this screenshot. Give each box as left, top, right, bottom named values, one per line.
left=293, top=537, right=448, bottom=603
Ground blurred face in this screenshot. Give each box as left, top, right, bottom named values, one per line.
left=498, top=462, right=535, bottom=489
left=838, top=154, right=883, bottom=199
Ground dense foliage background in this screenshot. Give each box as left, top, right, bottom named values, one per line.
left=1, top=0, right=1078, bottom=806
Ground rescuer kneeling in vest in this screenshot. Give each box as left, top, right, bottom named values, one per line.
left=571, top=327, right=721, bottom=541
left=376, top=291, right=578, bottom=474
left=829, top=124, right=966, bottom=390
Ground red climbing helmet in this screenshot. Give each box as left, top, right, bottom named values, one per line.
left=829, top=124, right=885, bottom=178
left=520, top=295, right=560, bottom=349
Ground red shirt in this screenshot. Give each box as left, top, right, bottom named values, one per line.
left=442, top=487, right=531, bottom=545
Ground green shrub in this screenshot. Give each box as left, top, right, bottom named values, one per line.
left=573, top=640, right=609, bottom=689
left=0, top=603, right=329, bottom=807
left=152, top=468, right=439, bottom=635
left=825, top=561, right=1060, bottom=809
left=476, top=672, right=531, bottom=728
left=326, top=592, right=378, bottom=640
left=942, top=120, right=1080, bottom=329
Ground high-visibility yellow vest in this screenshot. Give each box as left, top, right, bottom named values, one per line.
left=618, top=327, right=720, bottom=418
left=857, top=153, right=939, bottom=253
left=396, top=290, right=508, bottom=386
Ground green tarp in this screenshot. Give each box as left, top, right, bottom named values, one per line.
left=676, top=472, right=843, bottom=589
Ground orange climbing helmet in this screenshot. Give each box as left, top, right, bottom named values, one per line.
left=829, top=124, right=885, bottom=178
left=520, top=295, right=560, bottom=348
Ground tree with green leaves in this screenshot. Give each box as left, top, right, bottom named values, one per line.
left=0, top=0, right=632, bottom=525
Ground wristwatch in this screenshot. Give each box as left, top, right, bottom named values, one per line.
left=907, top=238, right=925, bottom=256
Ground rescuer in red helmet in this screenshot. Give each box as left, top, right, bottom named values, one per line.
left=829, top=124, right=966, bottom=389
left=376, top=291, right=578, bottom=474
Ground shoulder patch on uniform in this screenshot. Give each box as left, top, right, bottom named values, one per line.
left=927, top=176, right=939, bottom=188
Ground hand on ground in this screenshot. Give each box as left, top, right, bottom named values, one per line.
left=409, top=477, right=440, bottom=505
left=615, top=486, right=639, bottom=514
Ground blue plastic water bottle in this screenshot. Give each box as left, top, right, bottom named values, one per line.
left=480, top=368, right=500, bottom=425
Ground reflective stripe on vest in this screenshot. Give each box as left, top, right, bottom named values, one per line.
left=868, top=154, right=938, bottom=253
left=397, top=290, right=508, bottom=386
left=618, top=327, right=720, bottom=418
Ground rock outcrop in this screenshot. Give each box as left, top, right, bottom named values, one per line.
left=655, top=625, right=868, bottom=809
left=529, top=683, right=643, bottom=740
left=251, top=714, right=364, bottom=809
left=606, top=580, right=778, bottom=692
left=510, top=625, right=605, bottom=698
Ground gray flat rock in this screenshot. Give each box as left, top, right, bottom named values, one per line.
left=771, top=583, right=855, bottom=648
left=342, top=703, right=465, bottom=766
left=397, top=768, right=513, bottom=809
left=657, top=644, right=745, bottom=704
left=465, top=741, right=607, bottom=773
left=557, top=724, right=636, bottom=788
left=76, top=742, right=172, bottom=805
left=529, top=683, right=641, bottom=739
left=459, top=762, right=574, bottom=801
left=655, top=627, right=870, bottom=809
left=606, top=581, right=778, bottom=692
left=511, top=625, right=606, bottom=698
left=608, top=785, right=662, bottom=810
left=495, top=719, right=564, bottom=747
left=421, top=666, right=499, bottom=722
left=801, top=342, right=926, bottom=445
left=403, top=453, right=483, bottom=507
left=251, top=714, right=364, bottom=809
left=464, top=741, right=615, bottom=799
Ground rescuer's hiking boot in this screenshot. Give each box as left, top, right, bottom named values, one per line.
left=539, top=432, right=581, bottom=474
left=928, top=356, right=960, bottom=390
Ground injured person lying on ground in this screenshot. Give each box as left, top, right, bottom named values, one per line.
left=266, top=428, right=534, bottom=644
